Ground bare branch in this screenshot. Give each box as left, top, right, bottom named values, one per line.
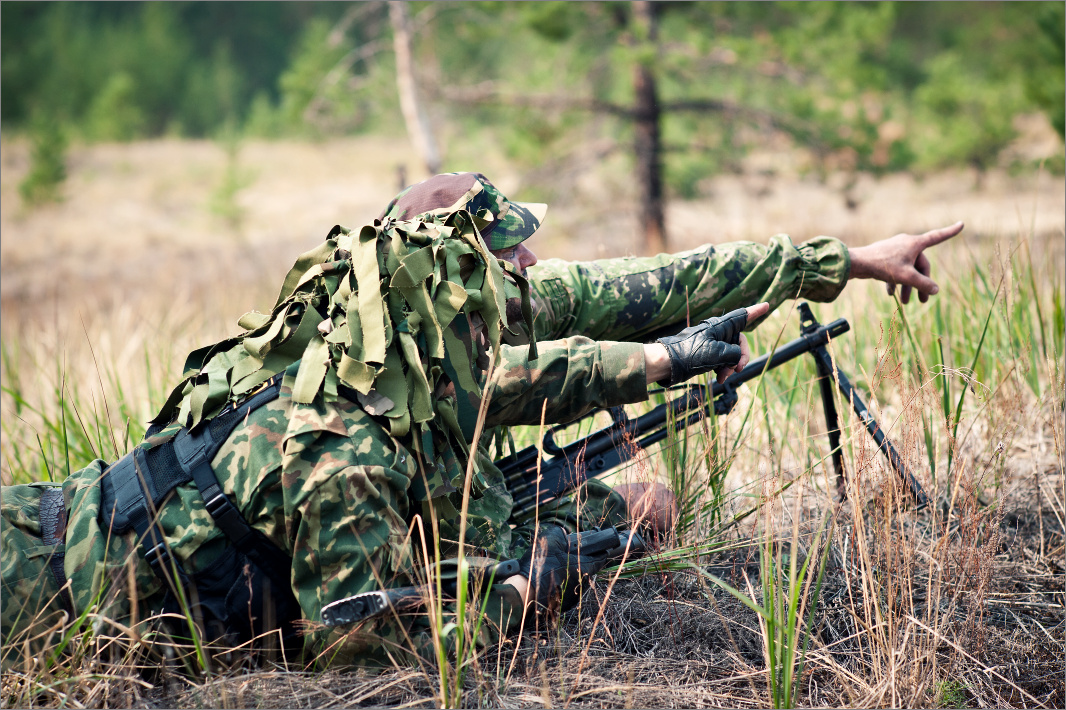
left=390, top=0, right=441, bottom=174
left=429, top=82, right=633, bottom=117
left=327, top=2, right=383, bottom=48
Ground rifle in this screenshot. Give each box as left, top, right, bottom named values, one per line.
left=321, top=526, right=645, bottom=627
left=499, top=302, right=929, bottom=522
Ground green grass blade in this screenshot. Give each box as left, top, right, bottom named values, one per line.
left=949, top=281, right=1001, bottom=476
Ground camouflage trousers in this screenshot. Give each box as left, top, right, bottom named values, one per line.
left=1, top=483, right=74, bottom=669
left=1, top=477, right=631, bottom=669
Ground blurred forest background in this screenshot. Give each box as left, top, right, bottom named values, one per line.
left=3, top=1, right=1064, bottom=250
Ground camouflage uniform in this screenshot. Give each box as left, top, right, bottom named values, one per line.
left=530, top=235, right=850, bottom=343
left=2, top=173, right=850, bottom=666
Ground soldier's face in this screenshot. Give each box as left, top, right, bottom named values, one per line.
left=490, top=242, right=539, bottom=277
left=491, top=241, right=539, bottom=320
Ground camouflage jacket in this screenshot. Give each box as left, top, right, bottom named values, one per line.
left=530, top=234, right=850, bottom=342
left=58, top=232, right=848, bottom=665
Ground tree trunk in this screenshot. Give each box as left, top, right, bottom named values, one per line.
left=389, top=1, right=441, bottom=176
left=632, top=1, right=665, bottom=255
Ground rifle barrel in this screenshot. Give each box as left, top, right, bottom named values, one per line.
left=504, top=318, right=851, bottom=518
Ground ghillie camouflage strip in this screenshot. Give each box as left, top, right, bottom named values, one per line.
left=152, top=206, right=539, bottom=497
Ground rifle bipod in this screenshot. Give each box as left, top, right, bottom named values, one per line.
left=796, top=302, right=929, bottom=509
left=497, top=302, right=930, bottom=523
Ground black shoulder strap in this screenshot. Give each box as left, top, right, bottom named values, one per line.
left=100, top=375, right=288, bottom=588
left=172, top=380, right=293, bottom=592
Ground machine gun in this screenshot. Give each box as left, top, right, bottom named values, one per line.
left=498, top=302, right=929, bottom=522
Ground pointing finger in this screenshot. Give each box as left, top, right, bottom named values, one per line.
left=917, top=221, right=964, bottom=249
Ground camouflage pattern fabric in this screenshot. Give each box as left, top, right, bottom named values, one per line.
left=1, top=484, right=76, bottom=668
left=529, top=235, right=850, bottom=343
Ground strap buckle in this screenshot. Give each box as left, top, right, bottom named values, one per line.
left=204, top=490, right=230, bottom=518
left=144, top=540, right=172, bottom=574
left=202, top=484, right=254, bottom=547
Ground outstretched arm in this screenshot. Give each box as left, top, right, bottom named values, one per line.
left=847, top=222, right=964, bottom=304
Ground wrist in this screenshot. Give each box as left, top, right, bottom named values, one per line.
left=505, top=574, right=531, bottom=606
left=847, top=246, right=874, bottom=280
left=644, top=343, right=672, bottom=385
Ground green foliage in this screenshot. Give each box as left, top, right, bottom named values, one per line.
left=0, top=2, right=350, bottom=139
left=935, top=679, right=970, bottom=708
left=0, top=2, right=1061, bottom=178
left=85, top=72, right=145, bottom=142
left=1027, top=3, right=1065, bottom=139
left=276, top=18, right=361, bottom=137
left=19, top=115, right=68, bottom=206
left=912, top=51, right=1023, bottom=171
left=522, top=2, right=580, bottom=42
left=180, top=42, right=245, bottom=137
left=244, top=91, right=286, bottom=139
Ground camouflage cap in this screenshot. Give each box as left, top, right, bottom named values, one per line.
left=378, top=172, right=547, bottom=251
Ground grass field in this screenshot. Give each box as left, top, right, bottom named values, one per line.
left=1, top=136, right=1063, bottom=708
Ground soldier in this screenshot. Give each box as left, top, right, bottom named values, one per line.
left=383, top=178, right=963, bottom=532
left=2, top=171, right=960, bottom=669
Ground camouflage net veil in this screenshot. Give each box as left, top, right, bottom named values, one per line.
left=152, top=204, right=537, bottom=486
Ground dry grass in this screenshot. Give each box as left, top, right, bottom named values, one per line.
left=1, top=136, right=1063, bottom=708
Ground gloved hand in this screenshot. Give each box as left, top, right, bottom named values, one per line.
left=655, top=308, right=749, bottom=386
left=516, top=526, right=612, bottom=613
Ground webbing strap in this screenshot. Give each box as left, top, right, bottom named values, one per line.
left=100, top=376, right=286, bottom=590
left=100, top=447, right=191, bottom=589
left=172, top=378, right=294, bottom=592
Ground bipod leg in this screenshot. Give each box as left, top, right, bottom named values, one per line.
left=799, top=304, right=847, bottom=499
left=808, top=346, right=930, bottom=509
left=797, top=303, right=928, bottom=508
left=815, top=350, right=847, bottom=500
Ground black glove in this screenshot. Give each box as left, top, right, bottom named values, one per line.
left=655, top=308, right=749, bottom=386
left=517, top=526, right=613, bottom=613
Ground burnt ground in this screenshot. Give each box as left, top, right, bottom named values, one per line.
left=52, top=491, right=1058, bottom=710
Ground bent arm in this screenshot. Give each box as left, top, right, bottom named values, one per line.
left=485, top=338, right=648, bottom=428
